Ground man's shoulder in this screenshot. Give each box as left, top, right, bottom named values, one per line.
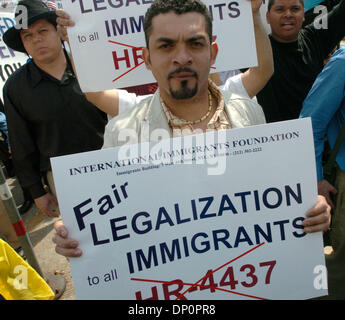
left=3, top=61, right=30, bottom=91
left=220, top=88, right=255, bottom=106
left=220, top=89, right=266, bottom=126
left=103, top=94, right=157, bottom=149
left=333, top=45, right=345, bottom=60
left=107, top=94, right=153, bottom=130
left=321, top=46, right=345, bottom=77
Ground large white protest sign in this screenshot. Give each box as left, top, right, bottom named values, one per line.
left=0, top=10, right=28, bottom=101
left=51, top=118, right=327, bottom=300
left=61, top=0, right=257, bottom=92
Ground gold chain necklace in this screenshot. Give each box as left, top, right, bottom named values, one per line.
left=160, top=89, right=213, bottom=126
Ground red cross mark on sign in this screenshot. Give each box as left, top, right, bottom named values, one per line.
left=109, top=36, right=218, bottom=83
left=131, top=242, right=276, bottom=300
left=109, top=40, right=145, bottom=83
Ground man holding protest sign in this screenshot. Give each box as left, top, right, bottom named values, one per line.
left=257, top=0, right=345, bottom=123
left=56, top=0, right=273, bottom=118
left=2, top=0, right=107, bottom=217
left=53, top=0, right=331, bottom=273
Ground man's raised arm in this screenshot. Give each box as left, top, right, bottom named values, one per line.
left=241, top=0, right=273, bottom=98
left=56, top=9, right=120, bottom=117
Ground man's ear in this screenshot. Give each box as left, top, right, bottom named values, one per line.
left=142, top=47, right=152, bottom=71
left=210, top=41, right=218, bottom=66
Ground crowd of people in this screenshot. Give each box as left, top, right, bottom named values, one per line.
left=0, top=0, right=344, bottom=300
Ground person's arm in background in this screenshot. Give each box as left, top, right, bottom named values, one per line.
left=241, top=0, right=273, bottom=98
left=56, top=10, right=120, bottom=117
left=300, top=48, right=345, bottom=208
left=212, top=0, right=273, bottom=98
left=83, top=87, right=119, bottom=118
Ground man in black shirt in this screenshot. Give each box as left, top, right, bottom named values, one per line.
left=2, top=0, right=107, bottom=217
left=257, top=0, right=345, bottom=122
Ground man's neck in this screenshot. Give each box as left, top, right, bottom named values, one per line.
left=161, top=83, right=211, bottom=120
left=34, top=50, right=67, bottom=80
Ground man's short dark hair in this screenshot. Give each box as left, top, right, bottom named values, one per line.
left=143, top=0, right=212, bottom=48
left=267, top=0, right=304, bottom=11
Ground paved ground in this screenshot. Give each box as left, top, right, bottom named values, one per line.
left=6, top=174, right=76, bottom=300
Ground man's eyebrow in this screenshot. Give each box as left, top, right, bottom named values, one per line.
left=20, top=30, right=31, bottom=36
left=188, top=35, right=207, bottom=42
left=155, top=37, right=175, bottom=44
left=155, top=35, right=207, bottom=44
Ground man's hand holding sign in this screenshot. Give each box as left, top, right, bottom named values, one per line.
left=52, top=0, right=331, bottom=300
